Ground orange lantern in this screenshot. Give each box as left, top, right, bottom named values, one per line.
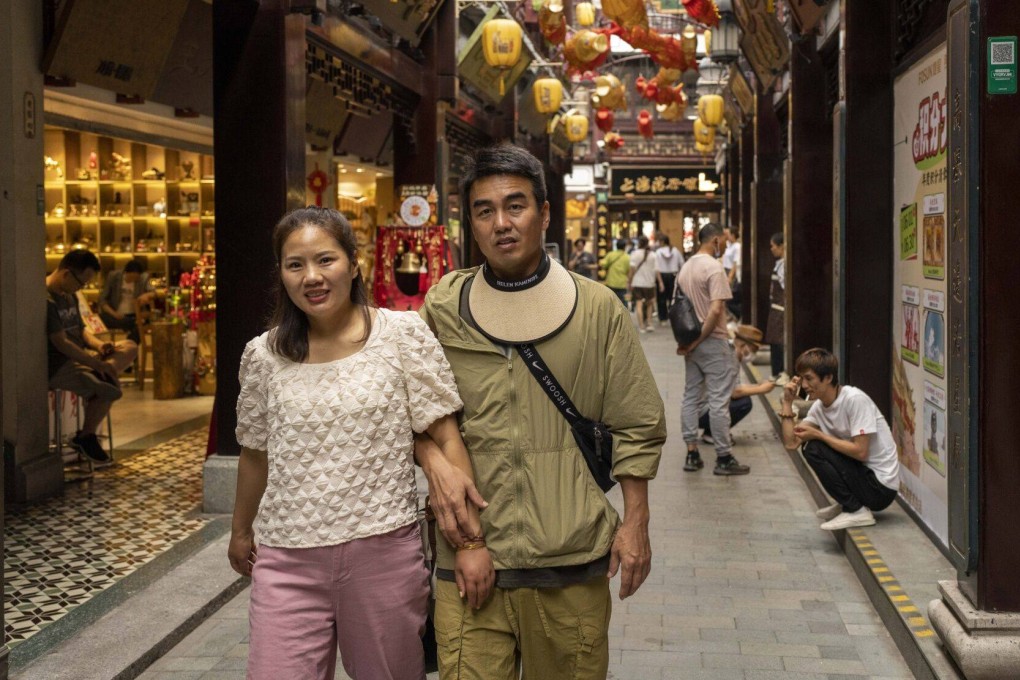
left=482, top=19, right=523, bottom=95
left=694, top=118, right=716, bottom=146
left=697, top=93, right=724, bottom=127
left=563, top=111, right=589, bottom=143
left=575, top=2, right=596, bottom=27
left=533, top=78, right=564, bottom=114
left=539, top=1, right=567, bottom=45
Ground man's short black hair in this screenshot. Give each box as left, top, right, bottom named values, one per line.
left=615, top=238, right=628, bottom=250
left=698, top=222, right=723, bottom=244
left=124, top=260, right=143, bottom=274
left=659, top=235, right=670, bottom=246
left=58, top=249, right=100, bottom=275
left=795, top=348, right=840, bottom=387
left=460, top=144, right=547, bottom=232
left=771, top=232, right=784, bottom=246
left=573, top=238, right=586, bottom=248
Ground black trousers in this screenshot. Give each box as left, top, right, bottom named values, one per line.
left=656, top=272, right=677, bottom=321
left=802, top=440, right=897, bottom=513
left=698, top=396, right=753, bottom=435
left=100, top=312, right=139, bottom=343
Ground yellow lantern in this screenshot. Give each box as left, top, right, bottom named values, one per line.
left=533, top=77, right=564, bottom=114
left=704, top=29, right=712, bottom=57
left=482, top=19, right=523, bottom=95
left=698, top=93, right=724, bottom=127
left=695, top=141, right=714, bottom=155
left=575, top=2, right=596, bottom=27
left=563, top=111, right=589, bottom=143
left=694, top=118, right=716, bottom=146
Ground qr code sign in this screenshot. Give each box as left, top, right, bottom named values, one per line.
left=991, top=41, right=1015, bottom=65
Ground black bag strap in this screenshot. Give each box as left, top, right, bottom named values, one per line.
left=516, top=343, right=584, bottom=429
left=670, top=273, right=686, bottom=306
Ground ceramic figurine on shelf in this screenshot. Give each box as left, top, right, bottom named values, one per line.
left=142, top=167, right=165, bottom=180
left=181, top=160, right=195, bottom=180
left=76, top=168, right=91, bottom=180
left=88, top=151, right=98, bottom=177
left=153, top=197, right=167, bottom=217
left=111, top=152, right=131, bottom=181
left=44, top=156, right=63, bottom=179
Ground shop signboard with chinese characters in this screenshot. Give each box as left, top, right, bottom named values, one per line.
left=609, top=167, right=720, bottom=200
left=891, top=44, right=949, bottom=545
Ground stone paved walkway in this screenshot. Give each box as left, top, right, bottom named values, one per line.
left=138, top=326, right=912, bottom=680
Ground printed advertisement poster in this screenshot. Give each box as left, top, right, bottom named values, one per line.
left=891, top=44, right=949, bottom=545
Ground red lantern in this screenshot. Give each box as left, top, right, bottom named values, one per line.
left=637, top=109, right=654, bottom=139
left=595, top=108, right=615, bottom=133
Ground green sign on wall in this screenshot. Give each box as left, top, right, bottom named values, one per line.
left=988, top=36, right=1017, bottom=95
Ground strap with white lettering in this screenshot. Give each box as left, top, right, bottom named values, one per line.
left=516, top=343, right=583, bottom=428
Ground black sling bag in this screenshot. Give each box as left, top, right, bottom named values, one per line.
left=516, top=343, right=616, bottom=492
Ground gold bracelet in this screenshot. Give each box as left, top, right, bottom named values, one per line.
left=779, top=412, right=796, bottom=419
left=456, top=541, right=487, bottom=552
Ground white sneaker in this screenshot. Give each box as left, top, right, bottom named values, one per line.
left=645, top=325, right=655, bottom=332
left=819, top=507, right=875, bottom=531
left=815, top=503, right=842, bottom=520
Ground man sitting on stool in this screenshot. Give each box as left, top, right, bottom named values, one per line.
left=98, top=259, right=153, bottom=343
left=779, top=348, right=900, bottom=530
left=47, top=250, right=138, bottom=463
left=699, top=325, right=775, bottom=445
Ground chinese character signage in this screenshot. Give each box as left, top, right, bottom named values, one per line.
left=891, top=44, right=949, bottom=545
left=609, top=167, right=720, bottom=200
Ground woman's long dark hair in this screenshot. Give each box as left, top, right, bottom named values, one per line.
left=268, top=206, right=372, bottom=362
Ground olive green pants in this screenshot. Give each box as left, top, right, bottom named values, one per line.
left=434, top=577, right=611, bottom=680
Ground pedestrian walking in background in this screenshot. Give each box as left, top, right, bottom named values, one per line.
left=415, top=144, right=666, bottom=680
left=722, top=226, right=742, bottom=322
left=628, top=235, right=662, bottom=332
left=567, top=237, right=597, bottom=280
left=765, top=232, right=787, bottom=381
left=601, top=237, right=632, bottom=306
left=654, top=235, right=683, bottom=326
left=779, top=348, right=901, bottom=530
left=228, top=206, right=488, bottom=680
left=677, top=223, right=751, bottom=476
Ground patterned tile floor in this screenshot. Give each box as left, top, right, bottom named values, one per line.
left=4, top=429, right=210, bottom=646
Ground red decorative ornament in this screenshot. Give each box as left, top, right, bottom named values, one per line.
left=637, top=110, right=654, bottom=139
left=682, top=0, right=720, bottom=27
left=595, top=108, right=615, bottom=133
left=306, top=163, right=329, bottom=207
left=603, top=131, right=625, bottom=151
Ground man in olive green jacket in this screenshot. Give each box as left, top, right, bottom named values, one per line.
left=417, top=144, right=666, bottom=680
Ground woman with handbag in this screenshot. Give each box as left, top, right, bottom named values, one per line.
left=600, top=238, right=632, bottom=305
left=228, top=206, right=493, bottom=680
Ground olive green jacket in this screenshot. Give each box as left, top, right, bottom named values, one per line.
left=421, top=267, right=666, bottom=572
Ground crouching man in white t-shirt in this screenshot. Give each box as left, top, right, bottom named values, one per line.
left=778, top=348, right=900, bottom=530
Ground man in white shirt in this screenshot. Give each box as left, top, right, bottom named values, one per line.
left=721, top=226, right=742, bottom=321
left=778, top=348, right=900, bottom=530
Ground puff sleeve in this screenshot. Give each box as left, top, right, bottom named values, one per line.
left=396, top=312, right=464, bottom=433
left=235, top=336, right=271, bottom=451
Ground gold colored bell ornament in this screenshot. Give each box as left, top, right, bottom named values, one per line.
left=682, top=25, right=698, bottom=64
left=567, top=29, right=609, bottom=64
left=482, top=19, right=523, bottom=95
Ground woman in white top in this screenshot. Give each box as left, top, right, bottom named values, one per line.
left=228, top=207, right=493, bottom=680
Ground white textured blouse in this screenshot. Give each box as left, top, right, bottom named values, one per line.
left=235, top=308, right=463, bottom=548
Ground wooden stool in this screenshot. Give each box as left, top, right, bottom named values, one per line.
left=136, top=324, right=154, bottom=389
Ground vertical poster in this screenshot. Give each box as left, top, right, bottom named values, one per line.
left=891, top=44, right=949, bottom=545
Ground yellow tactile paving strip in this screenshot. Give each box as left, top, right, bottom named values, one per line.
left=847, top=529, right=936, bottom=639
